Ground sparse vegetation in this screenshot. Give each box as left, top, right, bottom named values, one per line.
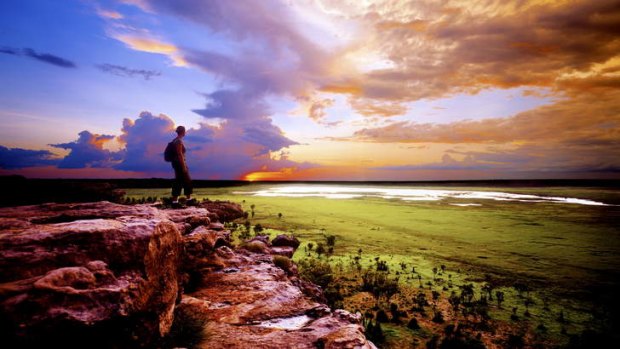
left=273, top=255, right=292, bottom=272
left=124, top=184, right=620, bottom=349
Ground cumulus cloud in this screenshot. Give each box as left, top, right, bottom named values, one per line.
left=96, top=63, right=161, bottom=80
left=0, top=146, right=59, bottom=169
left=128, top=0, right=313, bottom=175
left=0, top=47, right=76, bottom=68
left=50, top=131, right=119, bottom=168
left=115, top=112, right=177, bottom=173
left=112, top=111, right=301, bottom=178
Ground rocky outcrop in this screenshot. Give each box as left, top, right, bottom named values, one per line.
left=183, top=244, right=376, bottom=349
left=0, top=200, right=375, bottom=348
left=0, top=202, right=187, bottom=346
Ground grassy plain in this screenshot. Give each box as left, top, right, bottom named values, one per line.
left=125, top=184, right=620, bottom=347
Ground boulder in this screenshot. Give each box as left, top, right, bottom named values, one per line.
left=272, top=234, right=300, bottom=249
left=162, top=206, right=211, bottom=234
left=270, top=246, right=296, bottom=258
left=186, top=226, right=231, bottom=251
left=248, top=234, right=271, bottom=245
left=0, top=202, right=183, bottom=347
left=183, top=226, right=232, bottom=272
left=198, top=200, right=244, bottom=222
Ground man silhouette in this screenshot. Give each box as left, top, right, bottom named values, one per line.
left=170, top=126, right=193, bottom=206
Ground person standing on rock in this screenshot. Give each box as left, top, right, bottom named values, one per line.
left=166, top=125, right=194, bottom=207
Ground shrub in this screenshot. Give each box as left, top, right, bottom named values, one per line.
left=298, top=258, right=333, bottom=288
left=432, top=311, right=445, bottom=324
left=161, top=306, right=209, bottom=349
left=273, top=255, right=292, bottom=271
left=241, top=241, right=267, bottom=254
left=440, top=336, right=486, bottom=349
left=376, top=309, right=389, bottom=323
left=366, top=321, right=385, bottom=344
left=315, top=242, right=326, bottom=257
left=407, top=317, right=421, bottom=330
left=325, top=235, right=336, bottom=247
left=324, top=283, right=344, bottom=310
left=506, top=334, right=525, bottom=349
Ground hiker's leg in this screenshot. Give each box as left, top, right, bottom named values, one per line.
left=183, top=170, right=193, bottom=200
left=171, top=164, right=183, bottom=201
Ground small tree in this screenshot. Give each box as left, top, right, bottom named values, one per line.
left=407, top=317, right=420, bottom=330
left=460, top=284, right=475, bottom=304
left=315, top=242, right=326, bottom=257
left=431, top=310, right=445, bottom=324
left=243, top=220, right=251, bottom=233
left=449, top=291, right=461, bottom=317
left=496, top=291, right=505, bottom=308
left=366, top=321, right=385, bottom=344
left=325, top=234, right=336, bottom=247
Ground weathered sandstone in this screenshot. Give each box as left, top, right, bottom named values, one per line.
left=0, top=200, right=375, bottom=348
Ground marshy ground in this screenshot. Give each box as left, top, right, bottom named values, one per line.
left=125, top=183, right=620, bottom=348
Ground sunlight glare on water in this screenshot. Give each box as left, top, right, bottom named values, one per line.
left=234, top=185, right=611, bottom=206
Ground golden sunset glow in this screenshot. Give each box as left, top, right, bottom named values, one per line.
left=1, top=0, right=618, bottom=180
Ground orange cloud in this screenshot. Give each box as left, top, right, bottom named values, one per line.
left=376, top=20, right=429, bottom=33
left=349, top=98, right=407, bottom=117
left=351, top=90, right=620, bottom=144
left=308, top=98, right=335, bottom=121
left=320, top=84, right=362, bottom=95
left=314, top=0, right=620, bottom=107
left=113, top=34, right=187, bottom=67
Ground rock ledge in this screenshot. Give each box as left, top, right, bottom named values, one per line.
left=0, top=201, right=375, bottom=349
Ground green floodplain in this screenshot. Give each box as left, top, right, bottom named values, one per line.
left=125, top=183, right=620, bottom=348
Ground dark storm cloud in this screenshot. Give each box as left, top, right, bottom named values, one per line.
left=50, top=131, right=118, bottom=168
left=0, top=145, right=59, bottom=169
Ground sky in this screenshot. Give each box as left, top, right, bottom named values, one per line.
left=0, top=0, right=619, bottom=181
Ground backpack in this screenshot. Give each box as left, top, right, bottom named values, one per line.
left=164, top=141, right=176, bottom=162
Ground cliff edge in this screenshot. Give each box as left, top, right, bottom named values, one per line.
left=0, top=201, right=376, bottom=349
